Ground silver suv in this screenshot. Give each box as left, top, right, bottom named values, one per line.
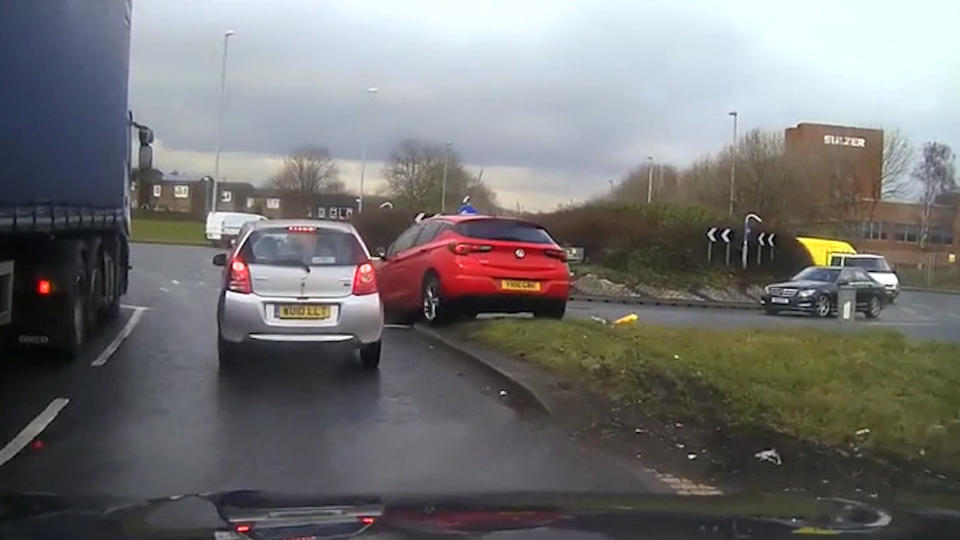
left=213, top=220, right=383, bottom=369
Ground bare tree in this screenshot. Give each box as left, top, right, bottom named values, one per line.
left=382, top=140, right=498, bottom=212
left=881, top=129, right=915, bottom=200
left=914, top=142, right=956, bottom=247
left=271, top=145, right=345, bottom=193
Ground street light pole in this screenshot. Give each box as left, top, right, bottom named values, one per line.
left=358, top=86, right=379, bottom=213
left=212, top=30, right=236, bottom=213
left=728, top=110, right=738, bottom=216
left=441, top=141, right=453, bottom=213
left=742, top=213, right=762, bottom=270
left=646, top=156, right=654, bottom=204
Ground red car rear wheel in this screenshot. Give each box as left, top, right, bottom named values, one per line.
left=422, top=274, right=453, bottom=325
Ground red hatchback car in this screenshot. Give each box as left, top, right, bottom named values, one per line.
left=375, top=215, right=571, bottom=324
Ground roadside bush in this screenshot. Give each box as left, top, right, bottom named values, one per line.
left=538, top=202, right=811, bottom=284
left=353, top=209, right=418, bottom=251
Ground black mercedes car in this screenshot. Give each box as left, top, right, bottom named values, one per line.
left=761, top=266, right=886, bottom=318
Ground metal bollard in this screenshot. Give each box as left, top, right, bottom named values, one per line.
left=837, top=286, right=856, bottom=322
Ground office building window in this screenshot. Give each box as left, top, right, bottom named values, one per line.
left=929, top=227, right=955, bottom=245
left=221, top=190, right=232, bottom=203
left=173, top=185, right=190, bottom=198
left=894, top=223, right=920, bottom=243
left=152, top=185, right=162, bottom=197
left=246, top=197, right=255, bottom=209
left=266, top=198, right=280, bottom=209
left=860, top=221, right=886, bottom=240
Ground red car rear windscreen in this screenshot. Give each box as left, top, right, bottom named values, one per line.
left=455, top=219, right=555, bottom=244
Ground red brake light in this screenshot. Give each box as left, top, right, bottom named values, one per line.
left=287, top=225, right=316, bottom=233
left=352, top=262, right=377, bottom=295
left=359, top=516, right=376, bottom=525
left=544, top=248, right=568, bottom=262
left=448, top=242, right=493, bottom=255
left=228, top=258, right=252, bottom=293
left=234, top=523, right=252, bottom=533
left=37, top=279, right=52, bottom=295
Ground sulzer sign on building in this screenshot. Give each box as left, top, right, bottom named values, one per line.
left=823, top=134, right=866, bottom=148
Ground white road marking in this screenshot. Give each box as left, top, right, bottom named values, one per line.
left=171, top=279, right=180, bottom=285
left=384, top=324, right=413, bottom=329
left=120, top=304, right=153, bottom=311
left=0, top=398, right=69, bottom=468
left=91, top=307, right=147, bottom=367
left=159, top=287, right=169, bottom=293
left=897, top=306, right=922, bottom=318
left=863, top=321, right=939, bottom=327
left=946, top=313, right=960, bottom=322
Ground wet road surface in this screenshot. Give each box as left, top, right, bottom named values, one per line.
left=4, top=243, right=958, bottom=500
left=0, top=243, right=663, bottom=499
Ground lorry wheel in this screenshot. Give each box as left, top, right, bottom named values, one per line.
left=84, top=238, right=102, bottom=331
left=98, top=240, right=122, bottom=322
left=58, top=270, right=87, bottom=360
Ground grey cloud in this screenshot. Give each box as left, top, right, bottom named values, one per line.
left=130, top=0, right=959, bottom=186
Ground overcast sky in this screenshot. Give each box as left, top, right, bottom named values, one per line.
left=130, top=0, right=960, bottom=210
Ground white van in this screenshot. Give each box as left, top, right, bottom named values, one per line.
left=829, top=253, right=900, bottom=301
left=205, top=212, right=267, bottom=247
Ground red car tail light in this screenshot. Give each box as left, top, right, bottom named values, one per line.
left=448, top=242, right=493, bottom=255
left=352, top=262, right=378, bottom=295
left=228, top=258, right=252, bottom=293
left=544, top=248, right=567, bottom=262
left=37, top=279, right=52, bottom=295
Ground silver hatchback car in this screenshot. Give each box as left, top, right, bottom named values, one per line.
left=213, top=220, right=383, bottom=369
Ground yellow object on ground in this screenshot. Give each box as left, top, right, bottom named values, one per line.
left=796, top=237, right=857, bottom=266
left=613, top=313, right=638, bottom=325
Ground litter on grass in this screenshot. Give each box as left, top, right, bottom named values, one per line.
left=755, top=448, right=782, bottom=466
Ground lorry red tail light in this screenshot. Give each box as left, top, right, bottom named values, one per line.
left=448, top=242, right=493, bottom=255
left=228, top=258, right=252, bottom=293
left=352, top=262, right=377, bottom=295
left=36, top=279, right=52, bottom=295
left=544, top=248, right=568, bottom=262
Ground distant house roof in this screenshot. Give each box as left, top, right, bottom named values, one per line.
left=160, top=171, right=200, bottom=183
left=217, top=181, right=256, bottom=191
left=253, top=189, right=357, bottom=205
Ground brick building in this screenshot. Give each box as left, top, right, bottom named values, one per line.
left=133, top=171, right=207, bottom=214
left=785, top=122, right=959, bottom=267
left=785, top=122, right=884, bottom=201
left=131, top=173, right=358, bottom=222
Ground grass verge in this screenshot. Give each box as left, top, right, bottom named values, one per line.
left=131, top=219, right=206, bottom=246
left=471, top=319, right=960, bottom=473
left=572, top=263, right=728, bottom=290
